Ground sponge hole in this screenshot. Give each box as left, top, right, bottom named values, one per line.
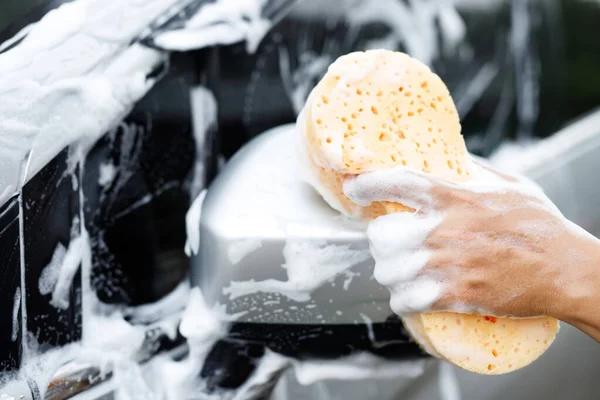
left=379, top=133, right=388, bottom=141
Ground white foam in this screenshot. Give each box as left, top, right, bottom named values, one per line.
left=224, top=240, right=370, bottom=302
left=124, top=279, right=190, bottom=325
left=292, top=352, right=425, bottom=385
left=98, top=162, right=116, bottom=187
left=0, top=186, right=13, bottom=207
left=438, top=362, right=461, bottom=400
left=189, top=87, right=217, bottom=199
left=38, top=242, right=67, bottom=296
left=344, top=168, right=443, bottom=313
left=0, top=0, right=178, bottom=208
left=0, top=336, right=81, bottom=398
left=82, top=311, right=146, bottom=361
left=11, top=288, right=20, bottom=343
left=184, top=189, right=207, bottom=257
left=148, top=287, right=228, bottom=400
left=50, top=231, right=90, bottom=310
left=180, top=287, right=226, bottom=343
left=228, top=238, right=263, bottom=265
left=152, top=0, right=271, bottom=53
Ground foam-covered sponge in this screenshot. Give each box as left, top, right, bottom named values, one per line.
left=298, top=49, right=559, bottom=375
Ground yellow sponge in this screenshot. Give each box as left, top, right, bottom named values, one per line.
left=299, top=49, right=559, bottom=374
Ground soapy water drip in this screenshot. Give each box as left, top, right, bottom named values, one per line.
left=189, top=87, right=218, bottom=200
left=511, top=0, right=539, bottom=142
left=11, top=288, right=21, bottom=343
left=438, top=362, right=461, bottom=400
left=37, top=217, right=89, bottom=310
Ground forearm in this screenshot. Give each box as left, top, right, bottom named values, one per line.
left=553, top=233, right=600, bottom=342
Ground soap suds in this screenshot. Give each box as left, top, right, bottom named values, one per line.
left=98, top=162, right=116, bottom=187
left=0, top=186, right=13, bottom=209
left=228, top=238, right=263, bottom=265
left=152, top=0, right=271, bottom=53
left=0, top=0, right=178, bottom=205
left=189, top=87, right=217, bottom=199
left=184, top=189, right=207, bottom=257
left=438, top=362, right=461, bottom=400
left=0, top=336, right=81, bottom=398
left=0, top=24, right=179, bottom=381
left=38, top=243, right=67, bottom=296
left=293, top=352, right=425, bottom=385
left=145, top=287, right=227, bottom=400
left=11, top=288, right=20, bottom=342
left=124, top=279, right=190, bottom=326
left=224, top=240, right=370, bottom=302
left=50, top=231, right=90, bottom=310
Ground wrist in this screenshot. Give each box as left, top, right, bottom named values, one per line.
left=553, top=230, right=600, bottom=340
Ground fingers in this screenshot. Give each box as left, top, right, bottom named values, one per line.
left=388, top=278, right=442, bottom=314
left=368, top=211, right=445, bottom=314
left=343, top=166, right=456, bottom=212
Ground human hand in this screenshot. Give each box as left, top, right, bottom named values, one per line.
left=343, top=158, right=600, bottom=330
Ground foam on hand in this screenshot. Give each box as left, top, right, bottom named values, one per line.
left=298, top=49, right=559, bottom=375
